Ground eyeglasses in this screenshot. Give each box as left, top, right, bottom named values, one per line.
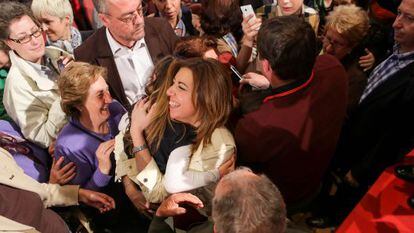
left=8, top=28, right=43, bottom=44
left=103, top=3, right=147, bottom=24
left=322, top=35, right=348, bottom=50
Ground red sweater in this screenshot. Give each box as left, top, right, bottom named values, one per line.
left=235, top=55, right=348, bottom=205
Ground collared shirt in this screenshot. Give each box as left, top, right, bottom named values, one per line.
left=26, top=56, right=58, bottom=82
left=360, top=45, right=414, bottom=102
left=175, top=18, right=186, bottom=37
left=106, top=28, right=154, bottom=105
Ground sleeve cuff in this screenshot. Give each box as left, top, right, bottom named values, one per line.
left=136, top=159, right=161, bottom=191
left=91, top=169, right=112, bottom=188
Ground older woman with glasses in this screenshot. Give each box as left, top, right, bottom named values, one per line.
left=322, top=4, right=370, bottom=113
left=0, top=1, right=70, bottom=149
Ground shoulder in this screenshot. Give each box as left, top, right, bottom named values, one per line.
left=314, top=54, right=346, bottom=76
left=304, top=5, right=318, bottom=15
left=109, top=101, right=127, bottom=119
left=56, top=123, right=85, bottom=149
left=145, top=17, right=171, bottom=29
left=74, top=27, right=106, bottom=59
left=210, top=127, right=235, bottom=147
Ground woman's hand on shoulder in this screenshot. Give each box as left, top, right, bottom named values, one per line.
left=49, top=156, right=76, bottom=185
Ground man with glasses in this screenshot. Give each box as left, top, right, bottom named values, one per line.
left=75, top=0, right=178, bottom=109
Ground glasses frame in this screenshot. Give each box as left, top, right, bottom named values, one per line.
left=322, top=34, right=349, bottom=51
left=8, top=27, right=43, bottom=44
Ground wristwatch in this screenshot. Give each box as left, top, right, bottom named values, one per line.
left=132, top=144, right=148, bottom=154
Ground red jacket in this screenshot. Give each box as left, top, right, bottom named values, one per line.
left=235, top=55, right=348, bottom=205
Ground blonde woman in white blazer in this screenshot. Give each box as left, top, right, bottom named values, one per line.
left=115, top=58, right=235, bottom=214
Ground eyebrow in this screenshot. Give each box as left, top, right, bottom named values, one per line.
left=14, top=26, right=38, bottom=36
left=120, top=4, right=142, bottom=17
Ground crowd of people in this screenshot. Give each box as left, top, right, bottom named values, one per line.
left=0, top=0, right=413, bottom=232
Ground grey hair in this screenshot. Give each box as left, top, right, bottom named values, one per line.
left=92, top=0, right=107, bottom=13
left=212, top=168, right=287, bottom=233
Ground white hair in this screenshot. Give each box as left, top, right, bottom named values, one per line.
left=31, top=0, right=74, bottom=24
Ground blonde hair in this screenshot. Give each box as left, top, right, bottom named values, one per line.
left=31, top=0, right=74, bottom=24
left=58, top=62, right=107, bottom=119
left=325, top=4, right=369, bottom=46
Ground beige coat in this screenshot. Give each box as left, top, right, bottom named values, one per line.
left=3, top=48, right=68, bottom=148
left=0, top=148, right=79, bottom=231
left=114, top=127, right=235, bottom=203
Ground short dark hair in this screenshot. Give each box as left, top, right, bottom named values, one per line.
left=257, top=16, right=317, bottom=81
left=0, top=1, right=39, bottom=41
left=212, top=169, right=287, bottom=233
left=200, top=0, right=242, bottom=38
left=174, top=36, right=218, bottom=59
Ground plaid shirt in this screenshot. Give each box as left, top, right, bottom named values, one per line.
left=360, top=45, right=414, bottom=103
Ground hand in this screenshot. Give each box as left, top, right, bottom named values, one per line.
left=359, top=48, right=375, bottom=72
left=123, top=177, right=151, bottom=213
left=345, top=171, right=359, bottom=187
left=48, top=140, right=56, bottom=156
left=78, top=188, right=115, bottom=213
left=130, top=99, right=157, bottom=135
left=240, top=72, right=270, bottom=90
left=241, top=14, right=262, bottom=47
left=156, top=193, right=203, bottom=217
left=218, top=154, right=236, bottom=178
left=96, top=139, right=115, bottom=175
left=49, top=156, right=76, bottom=185
left=59, top=54, right=74, bottom=68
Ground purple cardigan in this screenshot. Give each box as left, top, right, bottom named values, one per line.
left=54, top=101, right=126, bottom=191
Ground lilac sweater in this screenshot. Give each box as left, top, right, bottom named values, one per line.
left=54, top=101, right=126, bottom=191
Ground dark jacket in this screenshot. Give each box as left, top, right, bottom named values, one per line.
left=74, top=17, right=179, bottom=110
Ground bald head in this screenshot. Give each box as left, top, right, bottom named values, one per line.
left=212, top=168, right=286, bottom=233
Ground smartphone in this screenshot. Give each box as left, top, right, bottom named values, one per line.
left=240, top=4, right=256, bottom=23
left=230, top=65, right=259, bottom=89
left=230, top=65, right=243, bottom=80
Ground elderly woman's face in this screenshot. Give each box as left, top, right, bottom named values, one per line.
left=6, top=15, right=45, bottom=63
left=322, top=27, right=353, bottom=61
left=38, top=13, right=70, bottom=42
left=81, top=76, right=113, bottom=125
left=278, top=0, right=304, bottom=15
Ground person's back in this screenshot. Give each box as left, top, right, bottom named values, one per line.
left=235, top=16, right=348, bottom=208
left=236, top=54, right=347, bottom=205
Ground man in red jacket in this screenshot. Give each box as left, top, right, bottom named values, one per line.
left=235, top=16, right=348, bottom=213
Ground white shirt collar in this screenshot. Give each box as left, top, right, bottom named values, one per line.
left=106, top=28, right=146, bottom=56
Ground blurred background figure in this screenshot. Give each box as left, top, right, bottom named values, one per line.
left=31, top=0, right=82, bottom=54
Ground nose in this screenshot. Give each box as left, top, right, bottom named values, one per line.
left=104, top=91, right=113, bottom=103
left=166, top=0, right=174, bottom=9
left=393, top=14, right=403, bottom=29
left=325, top=43, right=334, bottom=54
left=41, top=23, right=48, bottom=31
left=166, top=86, right=174, bottom=97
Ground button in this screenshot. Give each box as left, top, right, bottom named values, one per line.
left=143, top=178, right=148, bottom=182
